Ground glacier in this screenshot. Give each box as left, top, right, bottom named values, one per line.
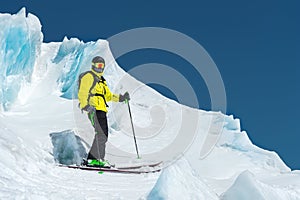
left=0, top=8, right=42, bottom=111
left=0, top=8, right=300, bottom=200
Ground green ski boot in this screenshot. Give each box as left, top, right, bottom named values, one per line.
left=87, top=159, right=112, bottom=168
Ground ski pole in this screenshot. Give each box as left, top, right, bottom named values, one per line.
left=125, top=99, right=140, bottom=159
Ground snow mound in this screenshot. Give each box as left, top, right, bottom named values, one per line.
left=147, top=158, right=218, bottom=200
left=221, top=170, right=300, bottom=200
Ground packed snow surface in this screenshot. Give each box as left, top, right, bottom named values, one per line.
left=0, top=8, right=299, bottom=200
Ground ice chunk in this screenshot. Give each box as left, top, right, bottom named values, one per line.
left=0, top=8, right=42, bottom=110
left=50, top=130, right=87, bottom=165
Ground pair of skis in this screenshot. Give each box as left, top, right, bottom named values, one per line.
left=61, top=161, right=163, bottom=174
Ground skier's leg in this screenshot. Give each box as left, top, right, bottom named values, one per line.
left=93, top=131, right=107, bottom=160
left=87, top=137, right=99, bottom=160
left=86, top=111, right=97, bottom=160
left=95, top=111, right=108, bottom=160
left=87, top=110, right=108, bottom=160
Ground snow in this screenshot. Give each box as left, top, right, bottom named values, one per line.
left=221, top=170, right=300, bottom=200
left=148, top=158, right=219, bottom=200
left=0, top=8, right=300, bottom=200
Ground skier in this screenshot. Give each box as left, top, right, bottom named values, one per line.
left=78, top=56, right=130, bottom=167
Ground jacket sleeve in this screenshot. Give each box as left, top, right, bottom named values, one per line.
left=104, top=82, right=119, bottom=102
left=78, top=73, right=94, bottom=109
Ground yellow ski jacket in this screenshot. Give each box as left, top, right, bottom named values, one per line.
left=78, top=70, right=119, bottom=112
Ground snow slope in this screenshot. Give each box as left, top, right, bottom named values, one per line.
left=0, top=8, right=299, bottom=200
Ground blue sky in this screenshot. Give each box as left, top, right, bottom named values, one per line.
left=1, top=1, right=299, bottom=169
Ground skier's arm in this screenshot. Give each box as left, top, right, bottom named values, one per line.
left=104, top=83, right=119, bottom=102
left=78, top=74, right=94, bottom=109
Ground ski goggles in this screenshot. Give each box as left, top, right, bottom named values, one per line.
left=92, top=62, right=105, bottom=69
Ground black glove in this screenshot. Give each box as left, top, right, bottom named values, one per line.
left=82, top=105, right=96, bottom=113
left=119, top=92, right=130, bottom=102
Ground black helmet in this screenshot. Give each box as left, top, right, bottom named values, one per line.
left=91, top=56, right=105, bottom=73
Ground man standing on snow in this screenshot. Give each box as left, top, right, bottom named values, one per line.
left=78, top=56, right=130, bottom=167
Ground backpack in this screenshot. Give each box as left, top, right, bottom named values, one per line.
left=78, top=71, right=108, bottom=108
